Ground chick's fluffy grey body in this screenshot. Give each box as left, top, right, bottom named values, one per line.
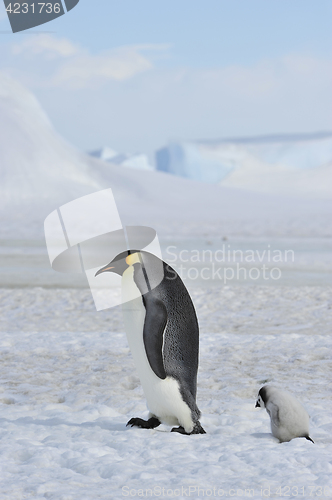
left=256, top=385, right=314, bottom=443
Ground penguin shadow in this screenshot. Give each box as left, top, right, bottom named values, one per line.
left=0, top=416, right=199, bottom=434
left=0, top=416, right=128, bottom=433
left=251, top=432, right=275, bottom=440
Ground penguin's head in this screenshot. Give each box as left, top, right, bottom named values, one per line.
left=255, top=386, right=268, bottom=408
left=95, top=250, right=141, bottom=277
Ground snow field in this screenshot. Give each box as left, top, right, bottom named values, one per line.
left=0, top=286, right=331, bottom=499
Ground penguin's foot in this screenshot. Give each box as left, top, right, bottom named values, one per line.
left=305, top=435, right=315, bottom=444
left=171, top=422, right=206, bottom=435
left=126, top=416, right=161, bottom=429
left=171, top=425, right=187, bottom=434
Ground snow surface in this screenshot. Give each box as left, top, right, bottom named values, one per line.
left=0, top=286, right=331, bottom=499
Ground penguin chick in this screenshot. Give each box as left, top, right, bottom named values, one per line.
left=255, top=385, right=314, bottom=443
left=96, top=250, right=206, bottom=435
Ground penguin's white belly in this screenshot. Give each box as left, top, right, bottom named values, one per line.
left=121, top=267, right=193, bottom=432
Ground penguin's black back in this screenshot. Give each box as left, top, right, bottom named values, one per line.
left=132, top=252, right=199, bottom=401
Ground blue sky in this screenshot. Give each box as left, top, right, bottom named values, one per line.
left=0, top=0, right=331, bottom=159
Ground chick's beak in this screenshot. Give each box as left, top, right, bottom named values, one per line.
left=95, top=265, right=114, bottom=277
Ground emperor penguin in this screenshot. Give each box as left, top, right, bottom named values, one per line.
left=96, top=250, right=206, bottom=435
left=255, top=385, right=314, bottom=443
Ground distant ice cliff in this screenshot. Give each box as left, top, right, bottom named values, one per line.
left=155, top=133, right=332, bottom=193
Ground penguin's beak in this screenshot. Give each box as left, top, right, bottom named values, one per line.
left=95, top=265, right=114, bottom=277
left=255, top=401, right=260, bottom=408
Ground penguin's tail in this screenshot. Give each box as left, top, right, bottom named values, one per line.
left=305, top=435, right=315, bottom=444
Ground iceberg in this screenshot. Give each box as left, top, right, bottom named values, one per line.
left=155, top=133, right=332, bottom=192
left=89, top=147, right=153, bottom=171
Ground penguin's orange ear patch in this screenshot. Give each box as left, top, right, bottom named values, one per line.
left=126, top=252, right=140, bottom=266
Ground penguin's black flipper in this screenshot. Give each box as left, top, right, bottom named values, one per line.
left=305, top=435, right=315, bottom=443
left=142, top=296, right=167, bottom=380
left=126, top=417, right=161, bottom=429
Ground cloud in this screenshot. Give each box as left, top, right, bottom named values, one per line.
left=173, top=54, right=332, bottom=103
left=7, top=35, right=169, bottom=88
left=35, top=51, right=330, bottom=160
left=50, top=45, right=154, bottom=88
left=12, top=34, right=79, bottom=59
